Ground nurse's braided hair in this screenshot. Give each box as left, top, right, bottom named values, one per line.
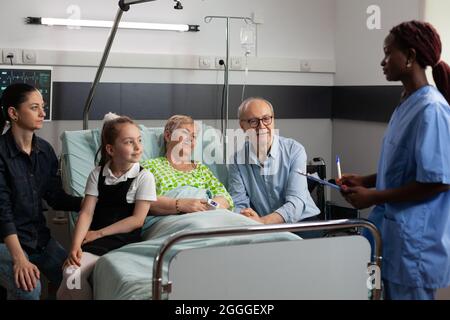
left=390, top=20, right=450, bottom=104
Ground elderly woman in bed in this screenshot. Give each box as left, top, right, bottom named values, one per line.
left=142, top=115, right=233, bottom=215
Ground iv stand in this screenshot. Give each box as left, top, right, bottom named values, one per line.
left=82, top=0, right=158, bottom=130
left=204, top=15, right=253, bottom=160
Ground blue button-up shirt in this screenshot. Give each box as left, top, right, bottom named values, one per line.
left=228, top=135, right=320, bottom=223
left=0, top=130, right=82, bottom=252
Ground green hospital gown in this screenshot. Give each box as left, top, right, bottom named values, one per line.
left=142, top=157, right=234, bottom=209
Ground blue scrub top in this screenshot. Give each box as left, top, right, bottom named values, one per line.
left=369, top=85, right=450, bottom=288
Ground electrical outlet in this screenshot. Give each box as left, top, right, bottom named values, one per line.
left=300, top=60, right=311, bottom=72
left=2, top=48, right=20, bottom=64
left=215, top=57, right=225, bottom=69
left=198, top=56, right=213, bottom=69
left=22, top=50, right=37, bottom=64
left=230, top=57, right=243, bottom=70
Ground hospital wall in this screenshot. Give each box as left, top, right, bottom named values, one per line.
left=0, top=0, right=335, bottom=253
left=331, top=0, right=421, bottom=209
left=3, top=0, right=450, bottom=299
left=0, top=0, right=433, bottom=228
left=1, top=0, right=335, bottom=175
left=333, top=0, right=450, bottom=299
left=332, top=0, right=449, bottom=217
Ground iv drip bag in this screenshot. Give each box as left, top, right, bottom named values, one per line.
left=240, top=23, right=256, bottom=54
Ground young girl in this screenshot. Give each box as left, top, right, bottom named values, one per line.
left=0, top=83, right=82, bottom=300
left=57, top=115, right=156, bottom=300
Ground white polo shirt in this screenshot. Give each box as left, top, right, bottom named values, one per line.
left=85, top=162, right=157, bottom=203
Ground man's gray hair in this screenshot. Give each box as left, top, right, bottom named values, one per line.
left=237, top=97, right=274, bottom=119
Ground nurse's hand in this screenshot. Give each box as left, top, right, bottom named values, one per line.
left=337, top=174, right=366, bottom=187
left=342, top=186, right=377, bottom=209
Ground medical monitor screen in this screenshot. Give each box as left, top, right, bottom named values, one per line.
left=0, top=66, right=52, bottom=121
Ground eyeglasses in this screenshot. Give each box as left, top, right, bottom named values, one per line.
left=241, top=115, right=273, bottom=128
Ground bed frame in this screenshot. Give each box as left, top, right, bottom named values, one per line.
left=66, top=0, right=382, bottom=299
left=60, top=128, right=382, bottom=300
left=153, top=219, right=382, bottom=300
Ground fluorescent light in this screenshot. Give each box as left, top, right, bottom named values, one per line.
left=121, top=0, right=157, bottom=5
left=42, top=18, right=189, bottom=31
left=26, top=17, right=199, bottom=32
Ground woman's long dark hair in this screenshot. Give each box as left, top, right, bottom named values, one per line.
left=95, top=116, right=137, bottom=167
left=390, top=20, right=450, bottom=104
left=0, top=83, right=37, bottom=133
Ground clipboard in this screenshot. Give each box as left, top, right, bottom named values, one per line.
left=297, top=170, right=341, bottom=190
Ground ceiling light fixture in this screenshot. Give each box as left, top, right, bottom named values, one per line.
left=25, top=17, right=199, bottom=32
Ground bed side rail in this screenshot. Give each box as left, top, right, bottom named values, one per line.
left=152, top=219, right=382, bottom=300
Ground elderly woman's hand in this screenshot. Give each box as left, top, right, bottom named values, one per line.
left=178, top=198, right=209, bottom=213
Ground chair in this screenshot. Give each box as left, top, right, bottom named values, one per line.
left=306, top=160, right=327, bottom=220
left=306, top=158, right=359, bottom=236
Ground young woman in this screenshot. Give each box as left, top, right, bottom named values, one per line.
left=0, top=83, right=82, bottom=300
left=57, top=115, right=156, bottom=300
left=338, top=21, right=450, bottom=300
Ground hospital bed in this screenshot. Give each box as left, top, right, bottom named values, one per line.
left=60, top=124, right=382, bottom=300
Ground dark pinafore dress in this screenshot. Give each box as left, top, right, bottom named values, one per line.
left=81, top=166, right=143, bottom=256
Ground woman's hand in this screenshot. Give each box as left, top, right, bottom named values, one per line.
left=13, top=257, right=40, bottom=292
left=63, top=247, right=83, bottom=269
left=211, top=196, right=230, bottom=209
left=342, top=186, right=378, bottom=209
left=337, top=174, right=366, bottom=188
left=177, top=198, right=209, bottom=213
left=82, top=230, right=103, bottom=245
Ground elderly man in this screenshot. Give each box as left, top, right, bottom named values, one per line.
left=228, top=97, right=320, bottom=225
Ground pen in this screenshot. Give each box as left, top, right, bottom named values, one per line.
left=336, top=156, right=342, bottom=180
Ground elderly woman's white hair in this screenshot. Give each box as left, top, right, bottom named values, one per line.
left=237, top=97, right=274, bottom=119
left=164, top=114, right=195, bottom=135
